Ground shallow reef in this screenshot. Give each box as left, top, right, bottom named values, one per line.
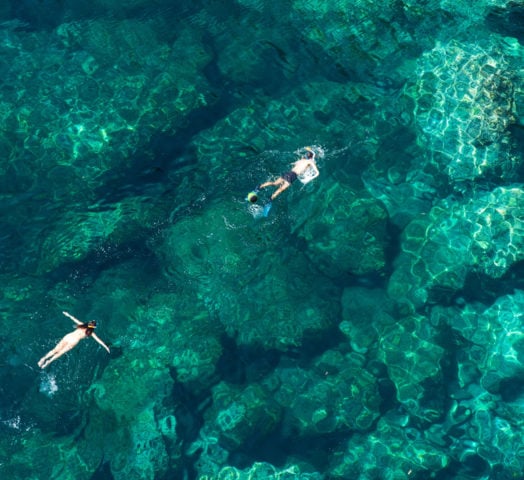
left=388, top=185, right=524, bottom=309
left=1, top=1, right=524, bottom=480
left=408, top=39, right=518, bottom=183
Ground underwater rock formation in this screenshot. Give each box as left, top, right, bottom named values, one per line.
left=329, top=412, right=450, bottom=479
left=215, top=257, right=340, bottom=351
left=0, top=17, right=211, bottom=182
left=339, top=286, right=397, bottom=354
left=291, top=179, right=389, bottom=278
left=135, top=293, right=224, bottom=395
left=362, top=168, right=437, bottom=229
left=406, top=39, right=518, bottom=184
left=3, top=1, right=524, bottom=479
left=213, top=461, right=323, bottom=480
left=272, top=349, right=381, bottom=435
left=341, top=286, right=445, bottom=421
left=157, top=201, right=342, bottom=352
left=90, top=353, right=178, bottom=479
left=189, top=78, right=380, bottom=170
left=377, top=316, right=445, bottom=421
left=204, top=381, right=282, bottom=451
left=389, top=185, right=524, bottom=309
left=433, top=290, right=524, bottom=395
left=419, top=291, right=524, bottom=477
left=196, top=348, right=380, bottom=477
left=0, top=413, right=102, bottom=480
left=0, top=17, right=214, bottom=274
left=293, top=0, right=416, bottom=87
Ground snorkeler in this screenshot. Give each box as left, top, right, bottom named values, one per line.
left=257, top=147, right=320, bottom=202
left=38, top=311, right=110, bottom=369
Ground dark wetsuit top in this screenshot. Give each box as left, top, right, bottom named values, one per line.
left=282, top=170, right=298, bottom=184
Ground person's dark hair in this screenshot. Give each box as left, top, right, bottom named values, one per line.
left=306, top=151, right=314, bottom=159
left=78, top=321, right=96, bottom=336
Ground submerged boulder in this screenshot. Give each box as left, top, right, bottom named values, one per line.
left=389, top=185, right=524, bottom=309
left=272, top=349, right=381, bottom=435
left=406, top=39, right=518, bottom=183
left=157, top=201, right=342, bottom=352
left=291, top=179, right=389, bottom=278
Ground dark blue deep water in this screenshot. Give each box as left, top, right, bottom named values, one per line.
left=1, top=1, right=524, bottom=479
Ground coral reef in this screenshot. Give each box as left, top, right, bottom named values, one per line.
left=291, top=179, right=389, bottom=277
left=205, top=381, right=282, bottom=450
left=90, top=355, right=174, bottom=479
left=156, top=201, right=342, bottom=352
left=0, top=16, right=213, bottom=275
left=377, top=316, right=445, bottom=420
left=407, top=39, right=518, bottom=183
left=340, top=286, right=397, bottom=353
left=212, top=461, right=324, bottom=480
left=389, top=185, right=524, bottom=309
left=433, top=291, right=524, bottom=395
left=272, top=349, right=381, bottom=434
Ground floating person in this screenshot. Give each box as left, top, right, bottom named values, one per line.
left=253, top=147, right=320, bottom=216
left=38, top=311, right=110, bottom=369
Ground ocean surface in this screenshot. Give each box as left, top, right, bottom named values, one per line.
left=1, top=0, right=523, bottom=479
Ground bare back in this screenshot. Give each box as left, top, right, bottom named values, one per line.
left=56, top=328, right=87, bottom=351
left=38, top=312, right=110, bottom=369
left=291, top=159, right=313, bottom=174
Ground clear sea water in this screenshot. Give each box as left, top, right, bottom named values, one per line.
left=1, top=1, right=524, bottom=479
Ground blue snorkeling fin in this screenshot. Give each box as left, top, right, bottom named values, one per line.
left=263, top=200, right=272, bottom=217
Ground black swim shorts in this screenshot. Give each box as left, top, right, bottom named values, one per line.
left=281, top=170, right=298, bottom=184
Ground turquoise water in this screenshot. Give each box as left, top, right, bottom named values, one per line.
left=1, top=0, right=523, bottom=478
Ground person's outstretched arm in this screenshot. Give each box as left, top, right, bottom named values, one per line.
left=308, top=162, right=320, bottom=180
left=63, top=311, right=83, bottom=325
left=91, top=333, right=110, bottom=354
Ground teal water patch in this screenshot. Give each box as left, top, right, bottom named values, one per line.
left=0, top=0, right=523, bottom=479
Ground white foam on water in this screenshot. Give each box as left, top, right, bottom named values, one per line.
left=248, top=203, right=265, bottom=219
left=39, top=372, right=58, bottom=397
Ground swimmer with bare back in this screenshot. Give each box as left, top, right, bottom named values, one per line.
left=38, top=311, right=110, bottom=369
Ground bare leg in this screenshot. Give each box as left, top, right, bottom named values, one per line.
left=38, top=347, right=64, bottom=369
left=38, top=332, right=80, bottom=368
left=39, top=345, right=75, bottom=368
left=259, top=179, right=280, bottom=189
left=38, top=348, right=58, bottom=368
left=270, top=181, right=290, bottom=200
left=40, top=355, right=57, bottom=369
left=258, top=178, right=290, bottom=200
